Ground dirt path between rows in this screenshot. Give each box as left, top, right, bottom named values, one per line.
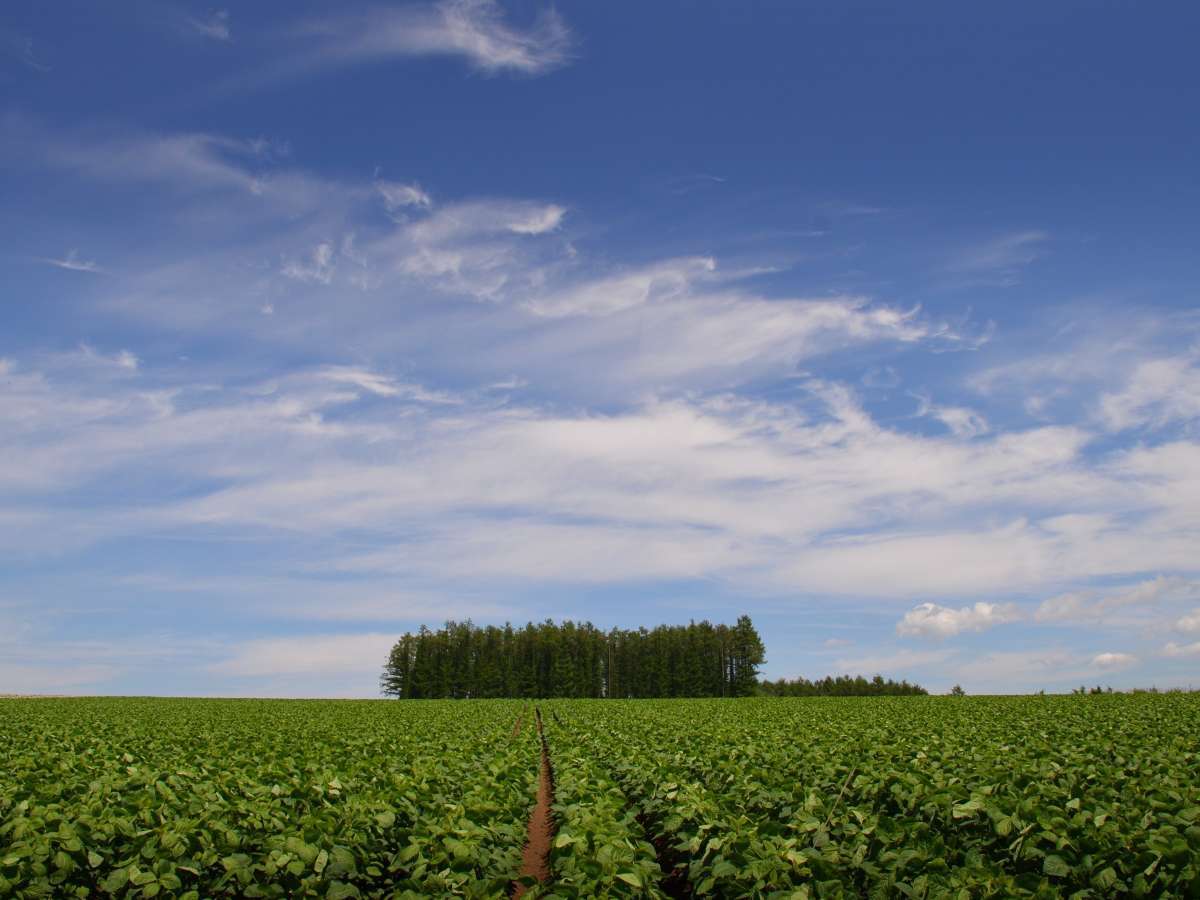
left=512, top=708, right=555, bottom=898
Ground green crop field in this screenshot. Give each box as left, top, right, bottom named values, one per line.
left=2, top=695, right=1198, bottom=898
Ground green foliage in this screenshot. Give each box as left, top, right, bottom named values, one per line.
left=0, top=698, right=532, bottom=898
left=759, top=674, right=929, bottom=697
left=382, top=617, right=766, bottom=699
left=530, top=716, right=665, bottom=898
left=2, top=694, right=1198, bottom=898
left=542, top=695, right=1200, bottom=897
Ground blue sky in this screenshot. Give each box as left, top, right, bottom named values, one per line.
left=3, top=1, right=1200, bottom=696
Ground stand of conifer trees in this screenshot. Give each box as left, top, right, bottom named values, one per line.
left=380, top=616, right=766, bottom=699
left=757, top=674, right=927, bottom=696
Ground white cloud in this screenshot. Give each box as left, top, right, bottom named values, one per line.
left=1091, top=651, right=1136, bottom=669
left=1097, top=354, right=1200, bottom=431
left=506, top=204, right=567, bottom=235
left=1163, top=640, right=1200, bottom=658
left=3, top=343, right=1199, bottom=601
left=1036, top=575, right=1198, bottom=625
left=187, top=9, right=230, bottom=41
left=210, top=633, right=397, bottom=677
left=282, top=242, right=336, bottom=284
left=406, top=200, right=566, bottom=243
left=385, top=199, right=566, bottom=298
left=41, top=250, right=101, bottom=274
left=525, top=257, right=716, bottom=317
left=954, top=648, right=1078, bottom=686
left=376, top=180, right=433, bottom=215
left=1034, top=591, right=1092, bottom=623
left=36, top=124, right=344, bottom=217
left=1177, top=609, right=1200, bottom=633
left=944, top=230, right=1047, bottom=285
left=316, top=365, right=457, bottom=403
left=508, top=294, right=943, bottom=391
left=896, top=601, right=1020, bottom=638
left=911, top=392, right=989, bottom=438
left=288, top=0, right=572, bottom=77
left=52, top=131, right=269, bottom=194
left=933, top=406, right=989, bottom=438
left=0, top=662, right=119, bottom=693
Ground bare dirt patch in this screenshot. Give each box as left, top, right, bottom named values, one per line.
left=512, top=708, right=555, bottom=898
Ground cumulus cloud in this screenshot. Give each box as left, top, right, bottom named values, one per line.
left=1091, top=651, right=1136, bottom=669
left=1177, top=609, right=1200, bottom=633
left=896, top=601, right=1020, bottom=638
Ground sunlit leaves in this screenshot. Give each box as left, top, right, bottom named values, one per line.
left=0, top=698, right=532, bottom=898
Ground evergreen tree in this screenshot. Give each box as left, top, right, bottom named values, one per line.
left=380, top=615, right=771, bottom=699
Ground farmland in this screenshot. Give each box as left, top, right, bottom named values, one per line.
left=2, top=695, right=1199, bottom=897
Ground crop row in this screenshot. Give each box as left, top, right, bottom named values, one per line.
left=0, top=699, right=532, bottom=898
left=3, top=695, right=1198, bottom=898
left=544, top=695, right=1200, bottom=897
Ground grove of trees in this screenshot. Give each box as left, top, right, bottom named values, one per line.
left=759, top=674, right=928, bottom=697
left=381, top=616, right=767, bottom=699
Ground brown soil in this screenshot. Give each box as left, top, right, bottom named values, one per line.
left=512, top=708, right=555, bottom=898
left=512, top=713, right=523, bottom=737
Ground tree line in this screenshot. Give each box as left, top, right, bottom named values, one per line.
left=381, top=616, right=766, bottom=699
left=758, top=674, right=927, bottom=697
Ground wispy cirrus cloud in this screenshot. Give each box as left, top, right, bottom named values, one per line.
left=40, top=250, right=102, bottom=274
left=210, top=633, right=397, bottom=678
left=1035, top=575, right=1199, bottom=626
left=0, top=29, right=51, bottom=72
left=1097, top=352, right=1200, bottom=432
left=943, top=230, right=1048, bottom=286
left=523, top=257, right=717, bottom=317
left=910, top=391, right=990, bottom=438
left=1163, top=640, right=1200, bottom=658
left=5, top=349, right=1198, bottom=606
left=376, top=180, right=433, bottom=217
left=281, top=241, right=337, bottom=285
left=186, top=9, right=231, bottom=41
left=279, top=0, right=573, bottom=81
left=6, top=119, right=984, bottom=399
left=34, top=127, right=271, bottom=195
